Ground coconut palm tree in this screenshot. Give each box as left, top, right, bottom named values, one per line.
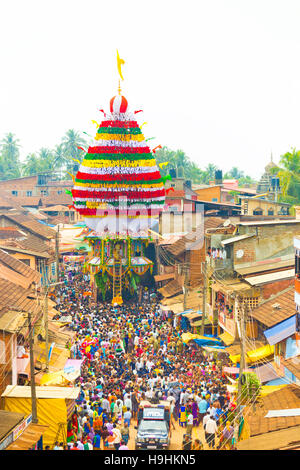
left=0, top=133, right=22, bottom=179
left=271, top=148, right=300, bottom=203
left=61, top=129, right=87, bottom=172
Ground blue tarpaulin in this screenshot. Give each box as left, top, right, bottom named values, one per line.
left=264, top=315, right=296, bottom=346
left=192, top=336, right=223, bottom=347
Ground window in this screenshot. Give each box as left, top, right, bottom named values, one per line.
left=279, top=206, right=289, bottom=215
left=253, top=208, right=263, bottom=216
left=26, top=191, right=32, bottom=197
left=38, top=174, right=47, bottom=185
left=40, top=190, right=48, bottom=196
left=12, top=190, right=18, bottom=196
left=268, top=208, right=274, bottom=216
left=212, top=198, right=218, bottom=202
left=57, top=190, right=63, bottom=195
left=20, top=259, right=31, bottom=266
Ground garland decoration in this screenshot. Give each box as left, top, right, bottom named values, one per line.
left=71, top=92, right=166, bottom=232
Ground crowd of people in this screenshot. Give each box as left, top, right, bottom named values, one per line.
left=49, top=265, right=237, bottom=451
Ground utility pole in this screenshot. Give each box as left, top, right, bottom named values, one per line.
left=55, top=225, right=60, bottom=283
left=234, top=295, right=247, bottom=443
left=200, top=235, right=208, bottom=335
left=183, top=250, right=189, bottom=310
left=44, top=284, right=49, bottom=373
left=28, top=311, right=38, bottom=424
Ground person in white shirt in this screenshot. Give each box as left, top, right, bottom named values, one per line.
left=112, top=424, right=122, bottom=450
left=204, top=416, right=218, bottom=448
left=186, top=412, right=194, bottom=435
left=124, top=396, right=132, bottom=411
left=77, top=440, right=84, bottom=450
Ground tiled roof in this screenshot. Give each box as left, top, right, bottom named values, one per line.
left=0, top=278, right=39, bottom=316
left=158, top=279, right=183, bottom=298
left=0, top=249, right=41, bottom=285
left=0, top=227, right=25, bottom=239
left=246, top=385, right=300, bottom=437
left=0, top=213, right=56, bottom=239
left=249, top=287, right=295, bottom=327
left=164, top=218, right=224, bottom=257
left=46, top=180, right=73, bottom=187
left=12, top=196, right=42, bottom=207
left=41, top=194, right=72, bottom=206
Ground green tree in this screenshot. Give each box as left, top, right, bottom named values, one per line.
left=240, top=372, right=261, bottom=405
left=155, top=146, right=210, bottom=184
left=61, top=129, right=87, bottom=173
left=53, top=143, right=68, bottom=171
left=271, top=148, right=300, bottom=204
left=0, top=133, right=22, bottom=179
left=22, top=153, right=42, bottom=175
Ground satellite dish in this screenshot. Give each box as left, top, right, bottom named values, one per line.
left=223, top=219, right=231, bottom=227
left=236, top=249, right=244, bottom=259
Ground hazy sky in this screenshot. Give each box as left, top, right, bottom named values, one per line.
left=1, top=0, right=300, bottom=179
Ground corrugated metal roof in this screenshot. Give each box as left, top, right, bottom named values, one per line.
left=154, top=273, right=175, bottom=282
left=245, top=269, right=294, bottom=286
left=264, top=315, right=296, bottom=345
left=2, top=385, right=79, bottom=399
left=235, top=257, right=294, bottom=276
left=221, top=233, right=256, bottom=245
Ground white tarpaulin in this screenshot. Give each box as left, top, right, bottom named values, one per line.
left=265, top=408, right=300, bottom=418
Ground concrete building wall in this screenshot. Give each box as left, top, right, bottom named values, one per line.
left=261, top=278, right=294, bottom=299
left=242, top=198, right=290, bottom=216
left=235, top=223, right=300, bottom=265
left=195, top=186, right=221, bottom=202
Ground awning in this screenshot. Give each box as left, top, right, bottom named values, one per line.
left=212, top=280, right=255, bottom=295
left=154, top=273, right=175, bottom=282
left=191, top=319, right=211, bottom=326
left=220, top=331, right=235, bottom=346
left=182, top=332, right=223, bottom=347
left=40, top=369, right=80, bottom=386
left=221, top=233, right=256, bottom=245
left=265, top=409, right=300, bottom=418
left=245, top=269, right=295, bottom=286
left=6, top=424, right=48, bottom=450
left=33, top=342, right=70, bottom=374
left=264, top=315, right=296, bottom=345
left=202, top=345, right=226, bottom=352
left=251, top=362, right=282, bottom=383
left=223, top=366, right=251, bottom=374
left=183, top=312, right=202, bottom=321
left=88, top=257, right=101, bottom=266
left=175, top=309, right=193, bottom=316
left=158, top=280, right=183, bottom=298
left=2, top=385, right=80, bottom=400
left=229, top=344, right=275, bottom=364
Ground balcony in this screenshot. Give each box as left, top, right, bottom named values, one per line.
left=207, top=257, right=234, bottom=277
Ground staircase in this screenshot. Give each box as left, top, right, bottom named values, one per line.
left=113, top=261, right=122, bottom=300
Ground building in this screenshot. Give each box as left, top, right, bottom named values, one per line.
left=237, top=385, right=300, bottom=450
left=240, top=196, right=290, bottom=217
left=0, top=173, right=73, bottom=200
left=204, top=217, right=300, bottom=340
left=0, top=212, right=57, bottom=283
left=0, top=249, right=42, bottom=394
